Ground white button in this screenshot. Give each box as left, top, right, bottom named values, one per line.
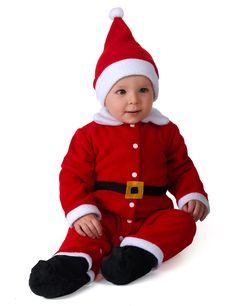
left=127, top=219, right=133, bottom=223
left=100, top=248, right=103, bottom=254
left=133, top=143, right=138, bottom=149
left=119, top=236, right=124, bottom=241
left=130, top=124, right=135, bottom=128
left=129, top=202, right=135, bottom=208
left=132, top=172, right=138, bottom=178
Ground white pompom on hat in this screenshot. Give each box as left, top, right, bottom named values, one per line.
left=109, top=7, right=124, bottom=20
left=93, top=8, right=159, bottom=105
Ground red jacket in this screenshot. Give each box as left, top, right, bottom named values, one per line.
left=59, top=121, right=208, bottom=226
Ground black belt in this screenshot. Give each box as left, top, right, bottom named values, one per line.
left=94, top=181, right=167, bottom=199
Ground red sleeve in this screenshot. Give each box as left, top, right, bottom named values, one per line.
left=166, top=123, right=208, bottom=203
left=59, top=127, right=99, bottom=223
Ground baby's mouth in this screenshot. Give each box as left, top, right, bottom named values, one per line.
left=125, top=110, right=141, bottom=114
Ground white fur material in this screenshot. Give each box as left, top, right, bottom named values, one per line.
left=142, top=108, right=169, bottom=125
left=93, top=107, right=169, bottom=126
left=87, top=270, right=95, bottom=282
left=109, top=7, right=124, bottom=20
left=120, top=237, right=164, bottom=266
left=95, top=58, right=159, bottom=105
left=178, top=192, right=210, bottom=212
left=66, top=204, right=102, bottom=227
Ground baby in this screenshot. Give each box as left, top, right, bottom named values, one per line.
left=29, top=8, right=209, bottom=298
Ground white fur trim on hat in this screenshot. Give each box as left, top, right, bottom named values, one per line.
left=95, top=58, right=159, bottom=105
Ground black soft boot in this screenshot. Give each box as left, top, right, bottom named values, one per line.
left=101, top=246, right=157, bottom=285
left=29, top=255, right=90, bottom=298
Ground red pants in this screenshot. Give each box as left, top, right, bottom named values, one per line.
left=56, top=209, right=196, bottom=276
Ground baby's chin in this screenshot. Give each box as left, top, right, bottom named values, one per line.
left=122, top=113, right=147, bottom=124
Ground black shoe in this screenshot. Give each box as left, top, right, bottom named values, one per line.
left=101, top=246, right=157, bottom=285
left=29, top=255, right=90, bottom=298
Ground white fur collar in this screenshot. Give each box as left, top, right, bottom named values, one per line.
left=93, top=107, right=169, bottom=126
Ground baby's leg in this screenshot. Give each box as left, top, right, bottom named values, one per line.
left=29, top=227, right=111, bottom=298
left=101, top=209, right=196, bottom=285
left=131, top=208, right=197, bottom=262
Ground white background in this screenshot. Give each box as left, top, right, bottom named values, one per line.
left=0, top=0, right=235, bottom=305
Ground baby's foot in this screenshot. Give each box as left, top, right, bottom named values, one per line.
left=29, top=255, right=90, bottom=298
left=101, top=246, right=157, bottom=285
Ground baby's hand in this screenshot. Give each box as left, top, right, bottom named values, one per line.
left=182, top=200, right=208, bottom=222
left=74, top=214, right=103, bottom=239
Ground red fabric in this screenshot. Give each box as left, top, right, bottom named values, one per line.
left=59, top=121, right=207, bottom=219
left=57, top=209, right=196, bottom=274
left=93, top=16, right=159, bottom=88
left=57, top=121, right=206, bottom=273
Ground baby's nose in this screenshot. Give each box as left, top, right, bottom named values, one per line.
left=128, top=93, right=139, bottom=104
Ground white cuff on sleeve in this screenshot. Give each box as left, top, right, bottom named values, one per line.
left=178, top=192, right=210, bottom=212
left=66, top=204, right=102, bottom=227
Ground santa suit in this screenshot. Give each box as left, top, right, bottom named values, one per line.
left=55, top=108, right=209, bottom=280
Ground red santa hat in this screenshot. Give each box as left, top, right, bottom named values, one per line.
left=93, top=7, right=159, bottom=105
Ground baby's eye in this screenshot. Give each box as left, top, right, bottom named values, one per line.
left=139, top=87, right=149, bottom=93
left=116, top=89, right=126, bottom=95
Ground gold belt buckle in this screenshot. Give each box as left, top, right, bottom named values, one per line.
left=125, top=181, right=144, bottom=199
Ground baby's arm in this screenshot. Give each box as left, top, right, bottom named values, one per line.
left=182, top=200, right=208, bottom=222
left=74, top=214, right=103, bottom=239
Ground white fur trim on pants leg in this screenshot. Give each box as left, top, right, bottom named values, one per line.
left=87, top=270, right=95, bottom=282
left=120, top=237, right=164, bottom=267
left=54, top=252, right=92, bottom=270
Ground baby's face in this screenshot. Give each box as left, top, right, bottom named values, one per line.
left=105, top=75, right=154, bottom=124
